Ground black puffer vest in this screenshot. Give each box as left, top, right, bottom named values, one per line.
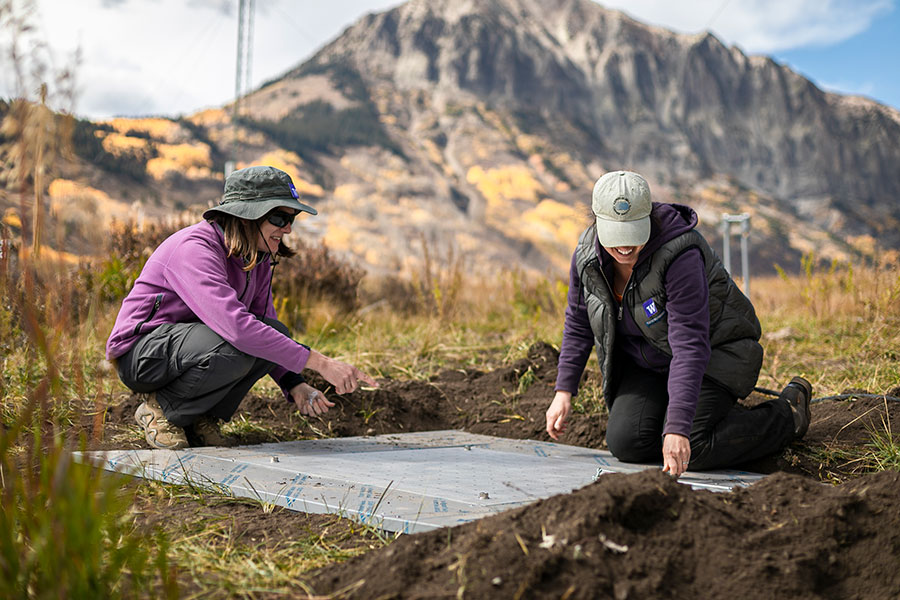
left=575, top=224, right=763, bottom=400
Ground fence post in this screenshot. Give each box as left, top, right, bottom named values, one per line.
left=721, top=213, right=751, bottom=298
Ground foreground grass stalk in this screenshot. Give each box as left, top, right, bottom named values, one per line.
left=0, top=253, right=177, bottom=597
left=0, top=401, right=178, bottom=597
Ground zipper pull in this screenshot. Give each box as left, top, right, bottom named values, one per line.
left=617, top=277, right=632, bottom=321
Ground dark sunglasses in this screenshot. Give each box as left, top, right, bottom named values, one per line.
left=265, top=211, right=297, bottom=228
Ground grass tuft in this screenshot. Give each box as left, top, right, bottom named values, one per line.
left=0, top=416, right=176, bottom=597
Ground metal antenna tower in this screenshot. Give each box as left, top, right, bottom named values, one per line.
left=228, top=0, right=255, bottom=175
left=235, top=0, right=255, bottom=116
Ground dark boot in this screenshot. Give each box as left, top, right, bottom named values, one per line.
left=188, top=416, right=236, bottom=447
left=782, top=376, right=812, bottom=439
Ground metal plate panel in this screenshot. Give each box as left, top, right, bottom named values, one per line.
left=76, top=430, right=765, bottom=533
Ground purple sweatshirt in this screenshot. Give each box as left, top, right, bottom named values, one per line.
left=105, top=221, right=310, bottom=389
left=555, top=203, right=711, bottom=437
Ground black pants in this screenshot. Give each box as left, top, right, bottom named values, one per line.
left=116, top=318, right=290, bottom=427
left=604, top=361, right=794, bottom=470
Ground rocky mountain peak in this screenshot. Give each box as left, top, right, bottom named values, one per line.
left=39, top=0, right=900, bottom=278
left=304, top=0, right=900, bottom=248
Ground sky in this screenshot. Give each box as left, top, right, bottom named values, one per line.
left=3, top=0, right=898, bottom=119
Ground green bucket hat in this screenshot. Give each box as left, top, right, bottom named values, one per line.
left=203, top=165, right=317, bottom=221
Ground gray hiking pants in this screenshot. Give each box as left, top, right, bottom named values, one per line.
left=116, top=318, right=290, bottom=427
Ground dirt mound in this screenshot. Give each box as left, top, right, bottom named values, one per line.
left=229, top=340, right=608, bottom=448
left=100, top=341, right=604, bottom=449
left=306, top=468, right=900, bottom=599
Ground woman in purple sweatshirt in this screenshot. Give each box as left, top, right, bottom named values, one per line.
left=545, top=171, right=811, bottom=476
left=106, top=166, right=377, bottom=449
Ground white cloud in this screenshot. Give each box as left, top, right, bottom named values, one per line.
left=817, top=78, right=876, bottom=99
left=24, top=0, right=403, bottom=118
left=599, top=0, right=893, bottom=53
left=34, top=0, right=240, bottom=117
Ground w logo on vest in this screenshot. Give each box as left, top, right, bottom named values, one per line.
left=643, top=298, right=658, bottom=318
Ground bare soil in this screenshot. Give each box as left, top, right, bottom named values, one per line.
left=97, top=342, right=900, bottom=599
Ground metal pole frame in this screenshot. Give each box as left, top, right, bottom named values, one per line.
left=721, top=213, right=751, bottom=299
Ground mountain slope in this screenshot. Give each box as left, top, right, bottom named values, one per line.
left=307, top=0, right=900, bottom=240
left=33, top=0, right=900, bottom=277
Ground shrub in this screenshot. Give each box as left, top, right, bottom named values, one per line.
left=241, top=101, right=402, bottom=159
left=70, top=119, right=152, bottom=182
left=273, top=237, right=365, bottom=330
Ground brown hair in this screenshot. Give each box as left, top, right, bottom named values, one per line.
left=209, top=212, right=296, bottom=271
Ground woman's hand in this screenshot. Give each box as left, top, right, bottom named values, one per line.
left=305, top=350, right=378, bottom=394
left=661, top=433, right=691, bottom=477
left=545, top=391, right=573, bottom=440
left=290, top=383, right=335, bottom=417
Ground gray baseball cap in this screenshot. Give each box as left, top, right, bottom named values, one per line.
left=203, top=165, right=317, bottom=221
left=591, top=171, right=652, bottom=248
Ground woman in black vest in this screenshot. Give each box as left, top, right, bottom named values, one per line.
left=545, top=171, right=811, bottom=476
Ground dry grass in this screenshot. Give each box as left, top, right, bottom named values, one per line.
left=755, top=255, right=900, bottom=395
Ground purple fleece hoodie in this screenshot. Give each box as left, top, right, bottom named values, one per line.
left=555, top=203, right=711, bottom=437
left=105, top=221, right=309, bottom=388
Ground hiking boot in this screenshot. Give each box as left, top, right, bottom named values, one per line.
left=189, top=416, right=235, bottom=447
left=782, top=376, right=812, bottom=439
left=134, top=394, right=188, bottom=450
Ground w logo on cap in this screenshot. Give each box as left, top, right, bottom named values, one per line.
left=288, top=183, right=299, bottom=199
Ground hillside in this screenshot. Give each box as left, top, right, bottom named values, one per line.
left=14, top=0, right=900, bottom=277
